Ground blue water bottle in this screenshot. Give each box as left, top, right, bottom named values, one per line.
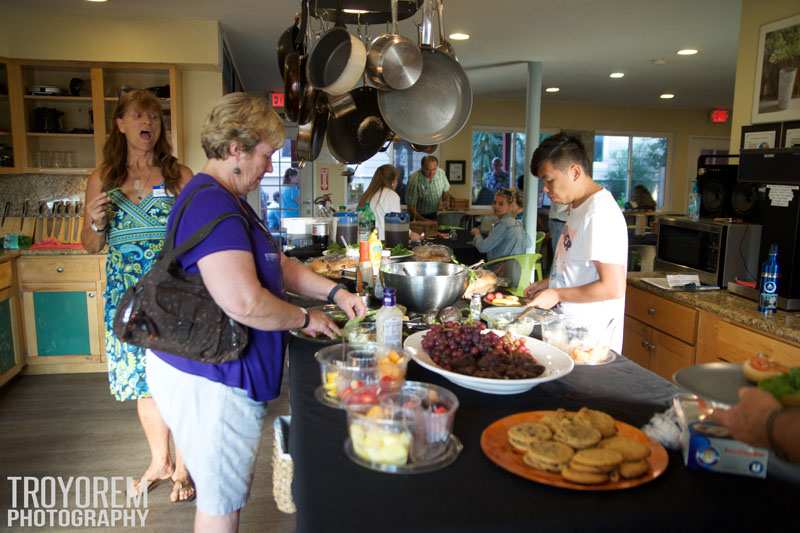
left=758, top=244, right=780, bottom=315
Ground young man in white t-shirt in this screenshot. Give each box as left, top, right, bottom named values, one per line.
left=524, top=134, right=628, bottom=351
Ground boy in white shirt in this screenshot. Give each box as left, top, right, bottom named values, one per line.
left=524, top=134, right=628, bottom=351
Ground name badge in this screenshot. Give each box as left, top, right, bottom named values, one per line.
left=152, top=185, right=169, bottom=198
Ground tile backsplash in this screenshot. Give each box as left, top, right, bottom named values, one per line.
left=0, top=173, right=87, bottom=214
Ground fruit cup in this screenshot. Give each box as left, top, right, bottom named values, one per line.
left=315, top=343, right=380, bottom=402
left=375, top=346, right=410, bottom=391
left=402, top=381, right=459, bottom=461
left=346, top=394, right=414, bottom=466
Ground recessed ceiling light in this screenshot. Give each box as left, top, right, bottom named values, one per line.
left=545, top=87, right=560, bottom=93
left=650, top=58, right=667, bottom=65
left=676, top=49, right=699, bottom=56
left=86, top=0, right=108, bottom=2
left=609, top=72, right=625, bottom=79
left=449, top=33, right=470, bottom=41
left=660, top=93, right=675, bottom=99
left=342, top=8, right=371, bottom=14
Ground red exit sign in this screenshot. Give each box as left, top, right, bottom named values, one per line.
left=710, top=108, right=729, bottom=124
left=271, top=92, right=285, bottom=108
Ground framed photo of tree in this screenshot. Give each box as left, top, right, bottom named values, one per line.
left=753, top=13, right=800, bottom=123
left=445, top=160, right=466, bottom=184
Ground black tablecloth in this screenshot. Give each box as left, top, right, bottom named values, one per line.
left=288, top=339, right=797, bottom=533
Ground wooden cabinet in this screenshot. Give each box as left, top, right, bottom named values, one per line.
left=696, top=311, right=800, bottom=368
left=0, top=260, right=24, bottom=386
left=624, top=285, right=698, bottom=379
left=18, top=255, right=105, bottom=374
left=625, top=286, right=698, bottom=344
left=0, top=58, right=182, bottom=175
left=622, top=316, right=652, bottom=369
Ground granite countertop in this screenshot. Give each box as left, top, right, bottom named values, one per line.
left=628, top=272, right=800, bottom=346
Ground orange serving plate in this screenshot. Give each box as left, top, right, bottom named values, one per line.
left=480, top=410, right=669, bottom=491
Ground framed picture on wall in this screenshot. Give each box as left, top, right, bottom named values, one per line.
left=445, top=160, right=466, bottom=184
left=752, top=13, right=800, bottom=123
left=741, top=122, right=781, bottom=150
left=783, top=120, right=800, bottom=147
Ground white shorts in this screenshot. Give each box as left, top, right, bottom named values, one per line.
left=145, top=350, right=267, bottom=516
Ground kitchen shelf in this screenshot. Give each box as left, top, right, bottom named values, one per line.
left=26, top=132, right=94, bottom=138
left=24, top=95, right=92, bottom=102
left=104, top=96, right=170, bottom=103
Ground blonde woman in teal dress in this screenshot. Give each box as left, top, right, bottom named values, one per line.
left=82, top=89, right=195, bottom=502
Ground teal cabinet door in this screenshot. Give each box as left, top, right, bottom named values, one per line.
left=0, top=298, right=15, bottom=373
left=33, top=291, right=91, bottom=356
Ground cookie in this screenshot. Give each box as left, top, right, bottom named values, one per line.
left=619, top=459, right=650, bottom=479
left=540, top=409, right=574, bottom=431
left=522, top=453, right=563, bottom=473
left=568, top=460, right=616, bottom=474
left=561, top=466, right=609, bottom=485
left=553, top=420, right=602, bottom=450
left=525, top=440, right=575, bottom=467
left=572, top=448, right=624, bottom=469
left=575, top=407, right=618, bottom=438
left=508, top=422, right=552, bottom=452
left=598, top=436, right=651, bottom=461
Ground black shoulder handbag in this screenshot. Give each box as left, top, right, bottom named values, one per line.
left=113, top=184, right=249, bottom=363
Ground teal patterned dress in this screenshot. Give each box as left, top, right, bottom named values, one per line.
left=104, top=189, right=175, bottom=401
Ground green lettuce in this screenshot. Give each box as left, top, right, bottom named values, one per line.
left=758, top=367, right=800, bottom=398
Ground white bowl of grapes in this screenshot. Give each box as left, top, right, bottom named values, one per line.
left=403, top=323, right=574, bottom=395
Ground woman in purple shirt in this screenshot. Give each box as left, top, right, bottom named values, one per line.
left=145, top=93, right=365, bottom=532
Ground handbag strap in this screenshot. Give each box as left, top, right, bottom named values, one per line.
left=160, top=182, right=251, bottom=263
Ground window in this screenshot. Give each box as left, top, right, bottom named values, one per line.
left=471, top=129, right=525, bottom=204
left=259, top=139, right=301, bottom=232
left=345, top=142, right=429, bottom=206
left=592, top=134, right=668, bottom=208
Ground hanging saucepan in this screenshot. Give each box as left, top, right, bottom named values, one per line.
left=296, top=93, right=329, bottom=163
left=327, top=93, right=356, bottom=119
left=410, top=143, right=438, bottom=154
left=276, top=15, right=300, bottom=81
left=365, top=0, right=423, bottom=90
left=284, top=51, right=303, bottom=123
left=434, top=0, right=457, bottom=59
left=377, top=0, right=472, bottom=146
left=306, top=0, right=367, bottom=96
left=326, top=86, right=391, bottom=164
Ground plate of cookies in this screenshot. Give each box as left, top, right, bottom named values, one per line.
left=480, top=408, right=668, bottom=490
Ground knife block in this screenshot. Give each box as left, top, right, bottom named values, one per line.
left=0, top=217, right=21, bottom=236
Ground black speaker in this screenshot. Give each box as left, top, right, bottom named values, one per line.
left=697, top=165, right=760, bottom=222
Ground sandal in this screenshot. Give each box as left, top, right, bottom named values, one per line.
left=132, top=474, right=171, bottom=495
left=170, top=476, right=196, bottom=503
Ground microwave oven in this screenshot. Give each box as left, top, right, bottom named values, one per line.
left=654, top=217, right=762, bottom=287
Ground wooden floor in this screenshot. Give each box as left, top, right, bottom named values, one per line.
left=0, top=371, right=296, bottom=533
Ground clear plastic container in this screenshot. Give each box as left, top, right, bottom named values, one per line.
left=374, top=345, right=410, bottom=391
left=485, top=311, right=536, bottom=337
left=314, top=343, right=380, bottom=402
left=401, top=381, right=459, bottom=461
left=335, top=211, right=359, bottom=247
left=384, top=212, right=410, bottom=248
left=540, top=315, right=616, bottom=364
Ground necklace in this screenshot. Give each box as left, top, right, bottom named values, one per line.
left=132, top=175, right=152, bottom=200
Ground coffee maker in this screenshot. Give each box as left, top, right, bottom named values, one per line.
left=730, top=148, right=800, bottom=310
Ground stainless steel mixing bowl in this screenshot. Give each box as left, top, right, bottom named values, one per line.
left=381, top=261, right=467, bottom=312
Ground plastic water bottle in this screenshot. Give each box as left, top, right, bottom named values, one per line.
left=687, top=181, right=701, bottom=221
left=759, top=244, right=780, bottom=316
left=376, top=288, right=404, bottom=347
left=470, top=293, right=482, bottom=321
